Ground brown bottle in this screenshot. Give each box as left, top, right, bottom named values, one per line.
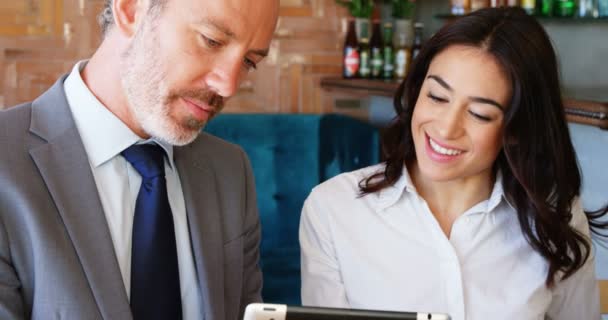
left=411, top=22, right=423, bottom=62
left=471, top=0, right=490, bottom=10
left=343, top=19, right=360, bottom=79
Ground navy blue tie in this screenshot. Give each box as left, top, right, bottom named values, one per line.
left=122, top=144, right=182, bottom=320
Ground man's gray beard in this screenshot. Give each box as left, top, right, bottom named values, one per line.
left=119, top=24, right=202, bottom=146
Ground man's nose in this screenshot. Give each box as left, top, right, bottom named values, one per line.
left=204, top=54, right=243, bottom=98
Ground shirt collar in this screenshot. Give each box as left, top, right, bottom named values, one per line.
left=373, top=164, right=511, bottom=214
left=374, top=164, right=416, bottom=212
left=64, top=60, right=175, bottom=169
left=486, top=171, right=508, bottom=212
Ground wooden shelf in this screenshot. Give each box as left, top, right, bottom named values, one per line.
left=563, top=98, right=608, bottom=129
left=435, top=13, right=608, bottom=23
left=321, top=77, right=608, bottom=130
left=321, top=77, right=400, bottom=97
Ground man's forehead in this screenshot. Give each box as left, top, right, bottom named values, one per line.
left=187, top=0, right=278, bottom=43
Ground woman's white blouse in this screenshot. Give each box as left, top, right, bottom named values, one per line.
left=299, top=164, right=600, bottom=320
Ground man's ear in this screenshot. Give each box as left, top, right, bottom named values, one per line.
left=112, top=0, right=144, bottom=38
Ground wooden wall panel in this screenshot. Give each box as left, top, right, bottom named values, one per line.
left=223, top=0, right=349, bottom=114
left=0, top=0, right=104, bottom=108
left=0, top=0, right=63, bottom=37
left=0, top=0, right=347, bottom=114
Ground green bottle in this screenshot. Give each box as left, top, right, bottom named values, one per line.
left=540, top=0, right=554, bottom=16
left=554, top=0, right=575, bottom=16
left=382, top=23, right=394, bottom=80
left=600, top=0, right=608, bottom=17
left=370, top=20, right=384, bottom=79
left=358, top=24, right=371, bottom=79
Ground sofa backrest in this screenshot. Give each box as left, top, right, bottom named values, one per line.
left=568, top=123, right=608, bottom=315
left=205, top=113, right=380, bottom=304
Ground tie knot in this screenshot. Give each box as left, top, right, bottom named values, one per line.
left=121, top=144, right=166, bottom=179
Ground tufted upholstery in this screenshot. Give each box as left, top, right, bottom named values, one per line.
left=205, top=114, right=380, bottom=304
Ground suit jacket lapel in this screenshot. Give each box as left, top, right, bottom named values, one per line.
left=175, top=144, right=225, bottom=320
left=28, top=77, right=132, bottom=320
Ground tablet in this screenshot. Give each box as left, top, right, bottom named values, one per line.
left=243, top=303, right=451, bottom=320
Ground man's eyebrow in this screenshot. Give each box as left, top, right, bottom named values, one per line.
left=249, top=48, right=269, bottom=57
left=198, top=17, right=235, bottom=38
left=197, top=18, right=269, bottom=58
left=427, top=75, right=452, bottom=91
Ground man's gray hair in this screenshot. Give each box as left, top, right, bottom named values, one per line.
left=98, top=0, right=165, bottom=37
left=98, top=0, right=114, bottom=36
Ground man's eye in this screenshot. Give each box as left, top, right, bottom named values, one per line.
left=201, top=35, right=221, bottom=48
left=244, top=58, right=257, bottom=70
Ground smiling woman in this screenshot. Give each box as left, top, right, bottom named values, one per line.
left=409, top=46, right=511, bottom=218
left=300, top=6, right=607, bottom=320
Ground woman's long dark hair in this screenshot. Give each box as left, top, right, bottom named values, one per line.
left=359, top=7, right=607, bottom=287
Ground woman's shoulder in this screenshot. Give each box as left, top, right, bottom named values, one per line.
left=569, top=197, right=593, bottom=237
left=301, top=164, right=386, bottom=224
left=310, top=163, right=386, bottom=197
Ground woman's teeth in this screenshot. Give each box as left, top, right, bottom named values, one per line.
left=429, top=137, right=462, bottom=156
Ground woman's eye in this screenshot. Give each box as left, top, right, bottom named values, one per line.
left=427, top=93, right=447, bottom=103
left=469, top=110, right=492, bottom=122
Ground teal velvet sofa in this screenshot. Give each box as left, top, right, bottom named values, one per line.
left=205, top=114, right=380, bottom=305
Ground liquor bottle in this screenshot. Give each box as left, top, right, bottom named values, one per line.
left=491, top=0, right=519, bottom=6
left=521, top=0, right=536, bottom=14
left=343, top=19, right=360, bottom=79
left=411, top=22, right=423, bottom=61
left=554, top=0, right=575, bottom=16
left=600, top=0, right=608, bottom=17
left=451, top=0, right=472, bottom=14
left=540, top=0, right=554, bottom=15
left=394, top=33, right=411, bottom=81
left=358, top=23, right=372, bottom=79
left=382, top=23, right=395, bottom=80
left=577, top=0, right=598, bottom=17
left=471, top=0, right=490, bottom=10
left=370, top=20, right=384, bottom=79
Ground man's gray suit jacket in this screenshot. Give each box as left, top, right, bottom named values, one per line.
left=0, top=76, right=263, bottom=320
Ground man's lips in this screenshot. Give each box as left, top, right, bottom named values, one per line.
left=181, top=97, right=215, bottom=121
left=182, top=97, right=214, bottom=112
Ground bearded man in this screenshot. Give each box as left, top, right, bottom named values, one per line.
left=0, top=0, right=279, bottom=319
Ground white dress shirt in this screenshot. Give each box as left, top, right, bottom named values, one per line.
left=300, top=163, right=600, bottom=320
left=64, top=61, right=201, bottom=319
